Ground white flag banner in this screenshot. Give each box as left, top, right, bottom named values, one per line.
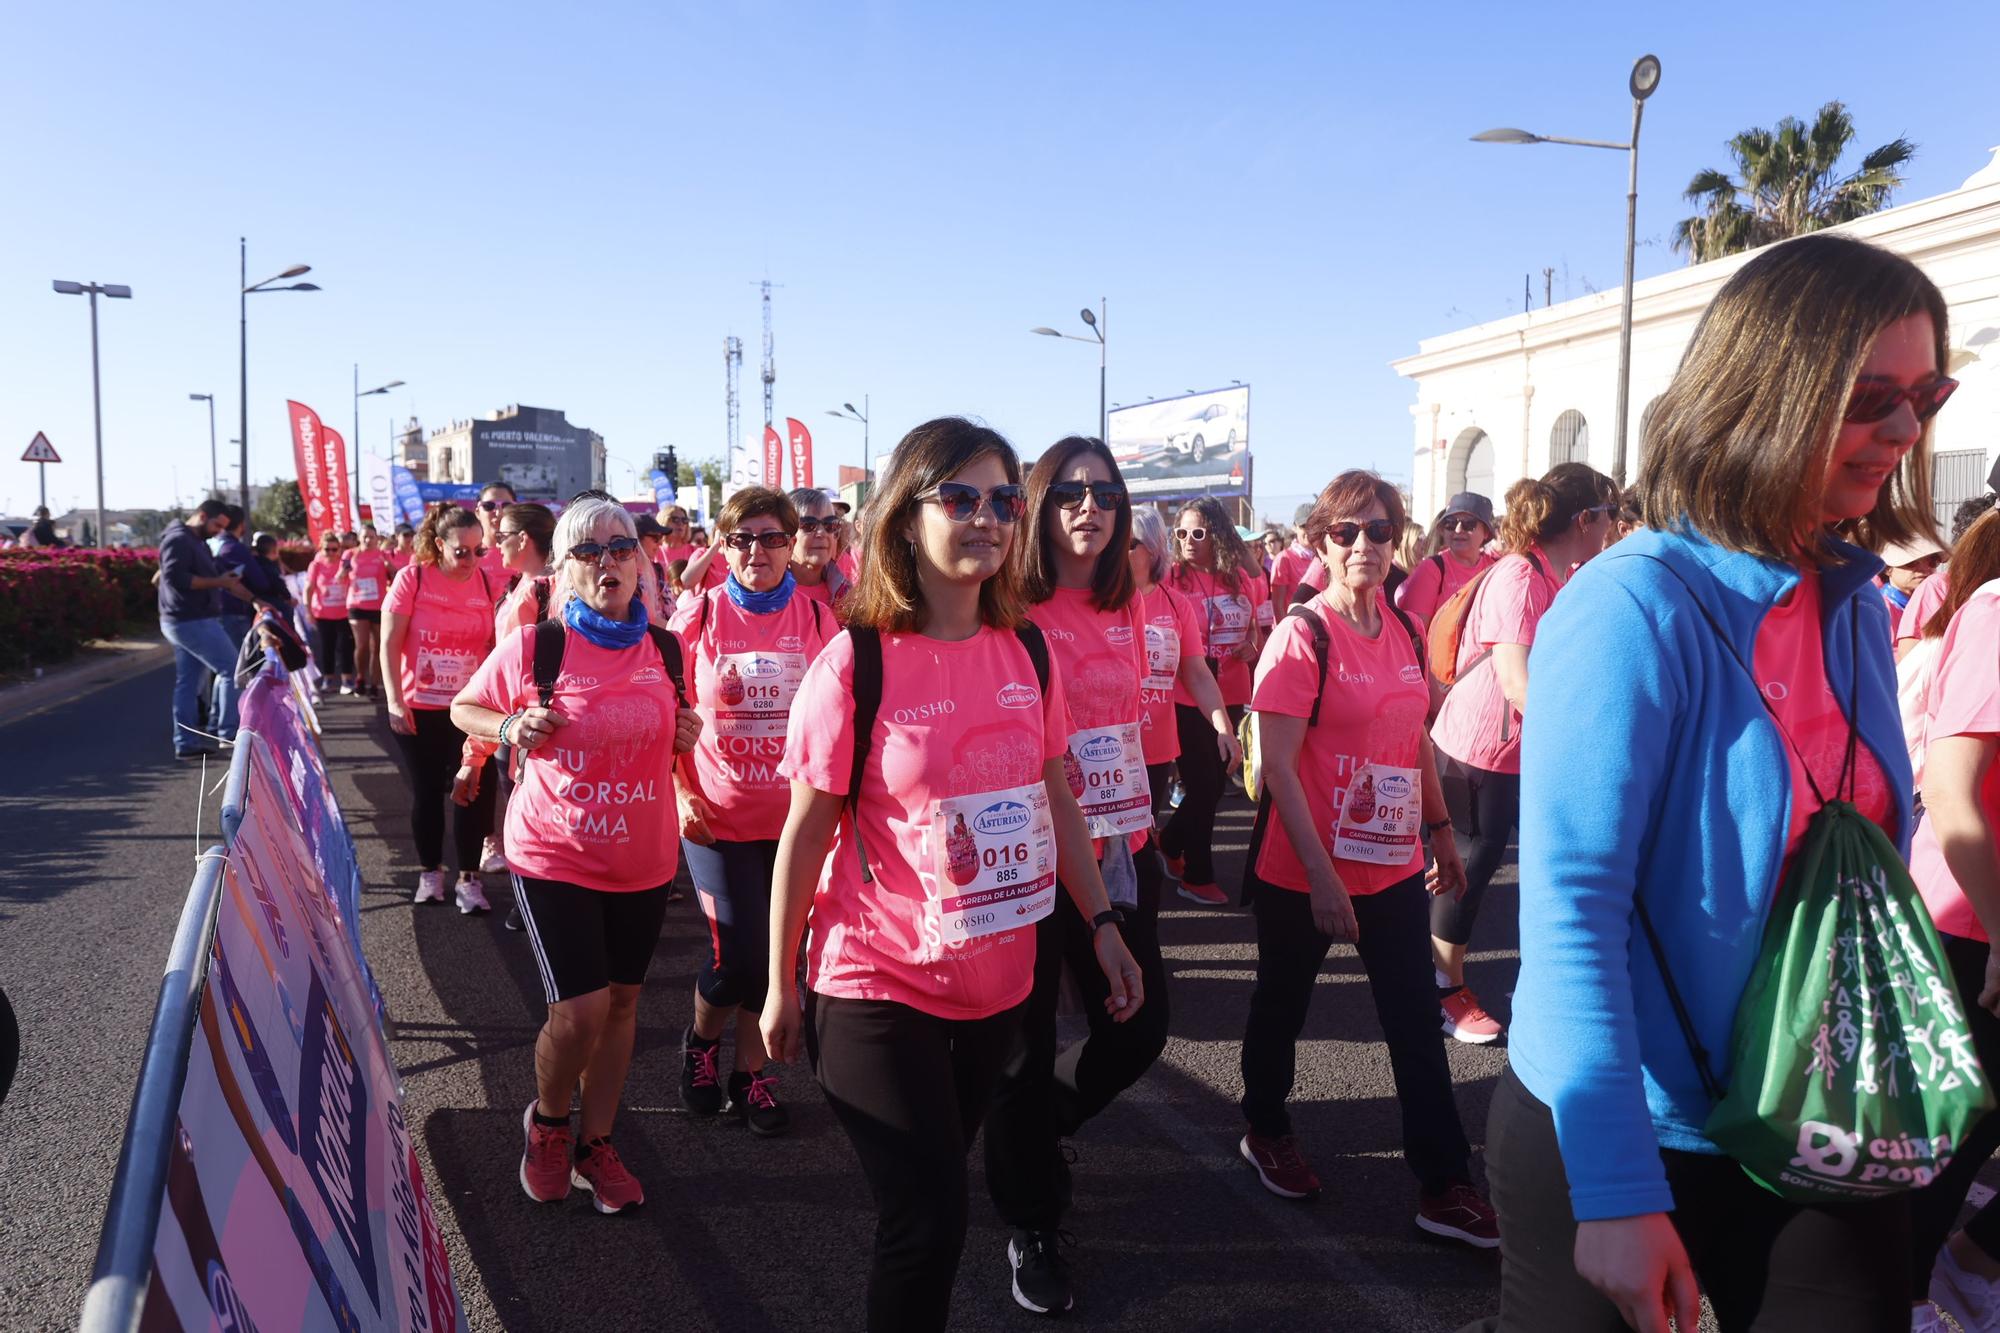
left=361, top=453, right=396, bottom=536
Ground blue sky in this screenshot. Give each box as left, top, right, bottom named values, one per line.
left=6, top=1, right=1999, bottom=522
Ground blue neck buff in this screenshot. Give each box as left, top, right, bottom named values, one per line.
left=726, top=570, right=796, bottom=614
left=1883, top=583, right=1911, bottom=610
left=564, top=593, right=649, bottom=649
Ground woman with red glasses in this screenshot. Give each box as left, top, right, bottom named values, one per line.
left=762, top=418, right=1142, bottom=1332
left=1428, top=460, right=1616, bottom=1045
left=1161, top=497, right=1268, bottom=905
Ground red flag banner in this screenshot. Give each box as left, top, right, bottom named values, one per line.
left=288, top=401, right=351, bottom=543
left=785, top=418, right=814, bottom=490
left=763, top=424, right=783, bottom=489
left=321, top=425, right=353, bottom=538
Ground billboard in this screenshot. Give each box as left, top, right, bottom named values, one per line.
left=467, top=406, right=597, bottom=500
left=1107, top=385, right=1250, bottom=501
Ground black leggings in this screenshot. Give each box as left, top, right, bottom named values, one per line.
left=1431, top=754, right=1518, bottom=946
left=1910, top=932, right=2000, bottom=1284
left=1241, top=871, right=1471, bottom=1191
left=1161, top=703, right=1241, bottom=885
left=313, top=617, right=354, bottom=679
left=391, top=706, right=496, bottom=873
left=985, top=845, right=1171, bottom=1231
left=1480, top=1065, right=1910, bottom=1332
left=1146, top=760, right=1175, bottom=829
left=806, top=991, right=1023, bottom=1333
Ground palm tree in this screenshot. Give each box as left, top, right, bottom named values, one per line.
left=1672, top=102, right=1915, bottom=264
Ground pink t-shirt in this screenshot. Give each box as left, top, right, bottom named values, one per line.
left=306, top=553, right=351, bottom=620
left=1139, top=585, right=1204, bottom=764
left=1895, top=567, right=1952, bottom=649
left=383, top=563, right=499, bottom=710
left=1251, top=591, right=1431, bottom=895
left=347, top=549, right=392, bottom=611
left=779, top=627, right=1071, bottom=1020
left=1394, top=550, right=1498, bottom=622
left=463, top=625, right=683, bottom=892
left=670, top=587, right=836, bottom=843
left=1167, top=565, right=1269, bottom=706
left=1269, top=540, right=1316, bottom=606
left=1907, top=581, right=2000, bottom=942
left=1033, top=587, right=1152, bottom=852
left=389, top=550, right=412, bottom=573
left=478, top=544, right=507, bottom=578
left=1430, top=550, right=1559, bottom=775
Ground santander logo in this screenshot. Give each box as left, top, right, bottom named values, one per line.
left=996, top=682, right=1038, bottom=709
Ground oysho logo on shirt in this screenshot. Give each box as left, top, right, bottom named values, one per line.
left=558, top=673, right=600, bottom=689
left=996, top=682, right=1039, bottom=709
left=893, top=699, right=956, bottom=723
left=629, top=666, right=663, bottom=685
left=1105, top=624, right=1134, bottom=646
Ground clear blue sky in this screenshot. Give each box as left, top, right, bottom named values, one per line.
left=6, top=1, right=1998, bottom=522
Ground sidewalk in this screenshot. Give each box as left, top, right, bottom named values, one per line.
left=0, top=633, right=169, bottom=730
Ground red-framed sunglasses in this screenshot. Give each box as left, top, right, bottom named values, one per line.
left=1845, top=377, right=1958, bottom=425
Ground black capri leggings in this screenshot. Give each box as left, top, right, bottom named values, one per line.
left=680, top=838, right=778, bottom=1010
left=1161, top=702, right=1242, bottom=885
left=391, top=706, right=496, bottom=874
left=1430, top=753, right=1519, bottom=946
left=313, top=617, right=355, bottom=679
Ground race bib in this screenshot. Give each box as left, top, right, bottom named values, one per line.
left=351, top=577, right=380, bottom=604
left=711, top=651, right=806, bottom=739
left=931, top=782, right=1058, bottom=946
left=1255, top=599, right=1276, bottom=629
left=1205, top=595, right=1250, bottom=649
left=322, top=580, right=348, bottom=610
left=1333, top=763, right=1421, bottom=866
left=1142, top=622, right=1180, bottom=693
left=412, top=645, right=475, bottom=707
left=1062, top=723, right=1152, bottom=839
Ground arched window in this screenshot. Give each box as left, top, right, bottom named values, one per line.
left=1550, top=410, right=1589, bottom=467
left=1447, top=428, right=1494, bottom=500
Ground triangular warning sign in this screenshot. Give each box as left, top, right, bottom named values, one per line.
left=21, top=432, right=60, bottom=464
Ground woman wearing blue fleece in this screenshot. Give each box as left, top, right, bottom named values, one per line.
left=1478, top=233, right=1952, bottom=1333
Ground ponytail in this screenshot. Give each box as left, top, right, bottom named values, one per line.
left=1498, top=462, right=1615, bottom=553
left=415, top=503, right=479, bottom=567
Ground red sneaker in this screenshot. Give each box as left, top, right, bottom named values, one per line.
left=519, top=1102, right=573, bottom=1203
left=1440, top=988, right=1504, bottom=1044
left=1239, top=1132, right=1321, bottom=1200
left=571, top=1138, right=645, bottom=1214
left=1162, top=852, right=1186, bottom=880
left=1176, top=880, right=1229, bottom=906
left=1417, top=1181, right=1500, bottom=1249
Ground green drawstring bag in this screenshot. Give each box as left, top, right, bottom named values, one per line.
left=1638, top=558, right=1993, bottom=1203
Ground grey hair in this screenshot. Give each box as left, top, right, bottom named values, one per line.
left=1130, top=504, right=1170, bottom=585
left=550, top=495, right=649, bottom=612
left=788, top=487, right=846, bottom=557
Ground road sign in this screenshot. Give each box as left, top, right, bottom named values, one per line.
left=21, top=433, right=60, bottom=464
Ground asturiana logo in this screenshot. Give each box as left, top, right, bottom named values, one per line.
left=975, top=800, right=1032, bottom=835
left=1105, top=624, right=1134, bottom=646
left=1399, top=664, right=1424, bottom=685
left=1079, top=733, right=1123, bottom=763
left=629, top=666, right=663, bottom=685
left=1376, top=774, right=1414, bottom=801
left=743, top=657, right=783, bottom=679
left=996, top=682, right=1038, bottom=709
left=777, top=635, right=805, bottom=652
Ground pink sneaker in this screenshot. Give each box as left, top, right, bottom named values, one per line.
left=1417, top=1181, right=1500, bottom=1249
left=1176, top=880, right=1230, bottom=907
left=571, top=1138, right=645, bottom=1214
left=519, top=1102, right=573, bottom=1203
left=1440, top=988, right=1504, bottom=1044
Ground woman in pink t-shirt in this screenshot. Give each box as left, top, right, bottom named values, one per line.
left=381, top=505, right=501, bottom=912
left=474, top=482, right=516, bottom=579
left=1161, top=497, right=1268, bottom=903
left=1237, top=469, right=1486, bottom=1239
left=1427, top=461, right=1616, bottom=1043
left=787, top=486, right=854, bottom=613
left=668, top=486, right=836, bottom=1136
left=453, top=495, right=701, bottom=1217
left=345, top=526, right=393, bottom=699
left=760, top=418, right=1143, bottom=1332
left=305, top=531, right=355, bottom=695
left=1393, top=490, right=1498, bottom=622
left=1128, top=505, right=1231, bottom=828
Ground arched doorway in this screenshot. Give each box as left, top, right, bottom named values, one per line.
left=1447, top=428, right=1494, bottom=501
left=1550, top=410, right=1589, bottom=467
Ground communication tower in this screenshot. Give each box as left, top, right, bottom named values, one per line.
left=759, top=279, right=778, bottom=429
left=725, top=335, right=743, bottom=465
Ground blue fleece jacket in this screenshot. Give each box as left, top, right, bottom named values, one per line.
left=1509, top=527, right=1912, bottom=1222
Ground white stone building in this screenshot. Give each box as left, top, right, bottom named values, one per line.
left=1394, top=146, right=2000, bottom=528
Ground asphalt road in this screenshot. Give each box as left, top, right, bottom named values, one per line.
left=1, top=659, right=1521, bottom=1331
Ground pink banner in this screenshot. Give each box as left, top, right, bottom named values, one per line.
left=287, top=402, right=351, bottom=542
left=763, top=424, right=783, bottom=489
left=785, top=417, right=814, bottom=490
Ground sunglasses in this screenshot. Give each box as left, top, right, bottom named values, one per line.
left=1327, top=519, right=1398, bottom=547
left=1441, top=517, right=1484, bottom=534
left=567, top=536, right=640, bottom=564
left=1048, top=480, right=1129, bottom=511
left=1580, top=504, right=1618, bottom=522
left=445, top=543, right=485, bottom=559
left=1175, top=527, right=1209, bottom=542
left=1845, top=376, right=1958, bottom=424
left=497, top=528, right=525, bottom=542
left=724, top=530, right=794, bottom=551
left=925, top=482, right=1025, bottom=524
left=478, top=500, right=505, bottom=512
left=796, top=515, right=839, bottom=533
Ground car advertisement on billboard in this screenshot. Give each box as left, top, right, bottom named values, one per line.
left=1107, top=385, right=1250, bottom=501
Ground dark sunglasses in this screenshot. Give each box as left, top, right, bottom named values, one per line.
left=478, top=500, right=505, bottom=512
left=925, top=482, right=1025, bottom=524
left=1175, top=527, right=1208, bottom=542
left=445, top=543, right=485, bottom=559
left=796, top=515, right=839, bottom=533
left=1048, top=480, right=1129, bottom=511
left=567, top=536, right=640, bottom=564
left=1580, top=504, right=1618, bottom=522
left=1327, top=519, right=1398, bottom=547
left=724, top=530, right=794, bottom=551
left=1845, top=376, right=1958, bottom=424
left=1441, top=517, right=1484, bottom=534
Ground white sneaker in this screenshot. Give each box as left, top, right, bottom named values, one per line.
left=1933, top=1243, right=2000, bottom=1332
left=456, top=876, right=492, bottom=915
left=413, top=870, right=446, bottom=905
left=480, top=837, right=508, bottom=874
left=338, top=681, right=354, bottom=696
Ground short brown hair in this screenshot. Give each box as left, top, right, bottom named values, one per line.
left=717, top=486, right=799, bottom=537
left=1302, top=471, right=1407, bottom=550
left=1498, top=462, right=1617, bottom=553
left=846, top=417, right=1030, bottom=634
left=1639, top=232, right=1946, bottom=562
left=1024, top=436, right=1135, bottom=611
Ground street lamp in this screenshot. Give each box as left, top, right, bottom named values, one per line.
left=240, top=240, right=320, bottom=515
left=51, top=279, right=133, bottom=548
left=1031, top=299, right=1108, bottom=441
left=354, top=368, right=405, bottom=528
left=826, top=397, right=871, bottom=487
left=188, top=393, right=218, bottom=498
left=1474, top=53, right=1661, bottom=487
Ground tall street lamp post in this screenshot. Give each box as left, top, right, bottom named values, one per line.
left=1031, top=300, right=1107, bottom=442
left=1474, top=54, right=1662, bottom=487
left=354, top=368, right=405, bottom=528
left=240, top=240, right=320, bottom=514
left=826, top=397, right=871, bottom=488
left=188, top=393, right=218, bottom=497
left=51, top=279, right=132, bottom=548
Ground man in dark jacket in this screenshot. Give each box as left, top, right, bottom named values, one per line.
left=208, top=505, right=261, bottom=654
left=159, top=500, right=251, bottom=758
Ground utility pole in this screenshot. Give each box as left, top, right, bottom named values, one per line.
left=725, top=335, right=742, bottom=465
left=1543, top=267, right=1555, bottom=308
left=759, top=280, right=778, bottom=431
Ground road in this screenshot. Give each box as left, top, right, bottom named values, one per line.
left=1, top=658, right=1520, bottom=1331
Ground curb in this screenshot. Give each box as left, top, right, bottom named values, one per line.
left=0, top=636, right=171, bottom=731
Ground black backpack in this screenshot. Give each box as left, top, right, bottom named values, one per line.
left=510, top=620, right=689, bottom=780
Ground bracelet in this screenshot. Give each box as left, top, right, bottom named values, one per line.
left=498, top=712, right=518, bottom=746
left=1424, top=818, right=1454, bottom=836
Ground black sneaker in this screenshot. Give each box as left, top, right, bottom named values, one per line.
left=727, top=1068, right=790, bottom=1136
left=680, top=1028, right=723, bottom=1116
left=504, top=905, right=524, bottom=932
left=1006, top=1229, right=1074, bottom=1315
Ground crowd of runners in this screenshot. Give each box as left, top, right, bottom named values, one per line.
left=187, top=230, right=1997, bottom=1331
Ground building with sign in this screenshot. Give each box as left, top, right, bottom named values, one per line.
left=1394, top=146, right=2000, bottom=528
left=422, top=404, right=606, bottom=501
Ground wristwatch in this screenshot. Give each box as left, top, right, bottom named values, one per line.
left=1424, top=818, right=1454, bottom=837
left=1091, top=909, right=1125, bottom=933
